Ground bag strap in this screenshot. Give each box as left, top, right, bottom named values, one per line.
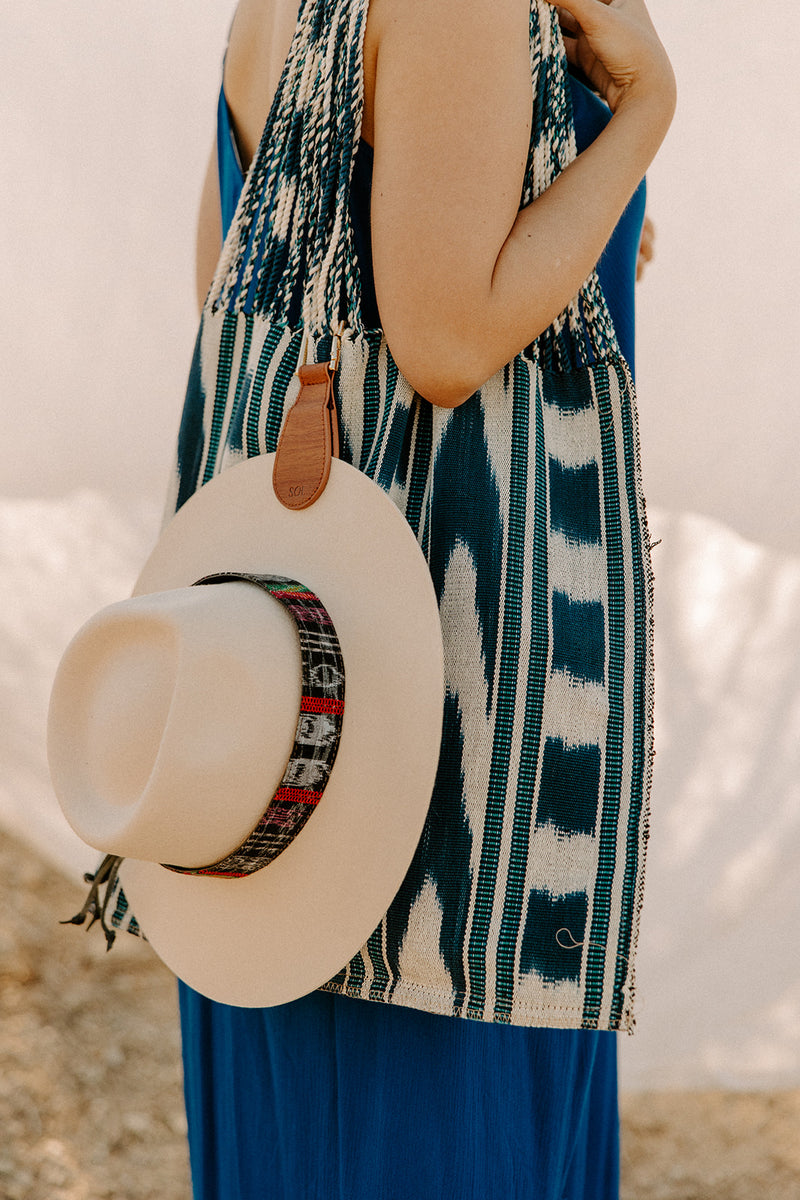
left=207, top=0, right=617, bottom=368
left=209, top=0, right=367, bottom=333
left=273, top=353, right=341, bottom=509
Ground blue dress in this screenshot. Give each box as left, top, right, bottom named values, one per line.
left=179, top=70, right=646, bottom=1200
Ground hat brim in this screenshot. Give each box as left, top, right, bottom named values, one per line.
left=119, top=454, right=444, bottom=1008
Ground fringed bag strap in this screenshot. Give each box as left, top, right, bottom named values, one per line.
left=522, top=1, right=618, bottom=368
left=207, top=0, right=618, bottom=365
left=208, top=0, right=369, bottom=334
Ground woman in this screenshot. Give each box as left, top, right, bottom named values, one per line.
left=181, top=0, right=675, bottom=1196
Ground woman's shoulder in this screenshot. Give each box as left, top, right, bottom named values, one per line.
left=224, top=0, right=299, bottom=169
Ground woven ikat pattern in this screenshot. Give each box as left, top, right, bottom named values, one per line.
left=163, top=574, right=345, bottom=878
left=159, top=0, right=655, bottom=1031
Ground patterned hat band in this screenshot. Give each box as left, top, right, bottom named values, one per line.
left=164, top=572, right=346, bottom=878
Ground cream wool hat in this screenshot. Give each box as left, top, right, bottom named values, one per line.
left=48, top=453, right=444, bottom=1008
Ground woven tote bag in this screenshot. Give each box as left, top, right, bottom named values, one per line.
left=153, top=0, right=654, bottom=1032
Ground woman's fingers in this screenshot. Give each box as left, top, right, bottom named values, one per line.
left=549, top=0, right=676, bottom=117
left=550, top=0, right=612, bottom=35
left=555, top=6, right=579, bottom=36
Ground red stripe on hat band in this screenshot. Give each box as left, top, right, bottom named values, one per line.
left=272, top=787, right=323, bottom=806
left=300, top=696, right=344, bottom=714
left=195, top=869, right=249, bottom=879
left=270, top=589, right=313, bottom=601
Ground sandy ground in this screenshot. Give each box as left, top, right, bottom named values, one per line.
left=2, top=826, right=799, bottom=1200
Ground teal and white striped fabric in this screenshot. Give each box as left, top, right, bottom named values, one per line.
left=164, top=0, right=653, bottom=1031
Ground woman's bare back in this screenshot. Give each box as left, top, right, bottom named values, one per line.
left=224, top=0, right=380, bottom=169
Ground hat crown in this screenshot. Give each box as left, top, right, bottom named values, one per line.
left=48, top=581, right=301, bottom=867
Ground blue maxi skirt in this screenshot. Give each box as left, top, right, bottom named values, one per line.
left=180, top=987, right=620, bottom=1199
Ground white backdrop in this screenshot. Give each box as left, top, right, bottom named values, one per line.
left=2, top=0, right=799, bottom=1091
left=635, top=0, right=800, bottom=556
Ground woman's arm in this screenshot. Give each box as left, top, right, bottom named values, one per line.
left=369, top=0, right=676, bottom=406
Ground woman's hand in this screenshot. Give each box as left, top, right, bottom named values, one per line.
left=552, top=0, right=675, bottom=120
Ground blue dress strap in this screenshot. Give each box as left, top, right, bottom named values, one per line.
left=216, top=84, right=244, bottom=244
